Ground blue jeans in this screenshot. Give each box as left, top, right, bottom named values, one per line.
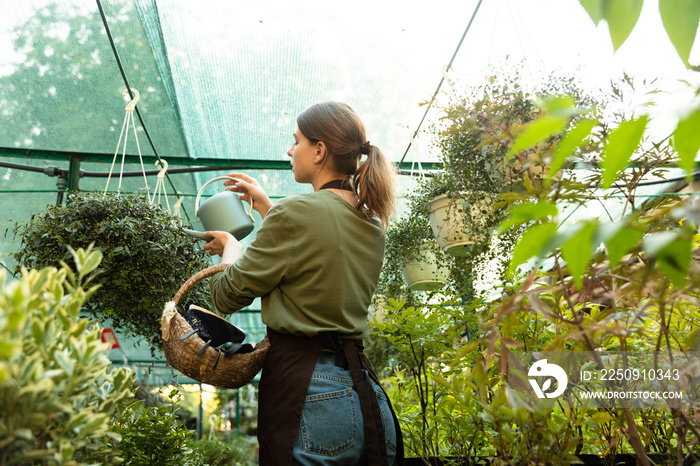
left=292, top=361, right=397, bottom=465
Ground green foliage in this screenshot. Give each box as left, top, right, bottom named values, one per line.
left=658, top=0, right=700, bottom=67
left=372, top=297, right=479, bottom=460
left=548, top=118, right=597, bottom=177
left=434, top=69, right=598, bottom=196
left=0, top=246, right=135, bottom=465
left=506, top=95, right=579, bottom=157
left=189, top=438, right=258, bottom=466
left=105, top=390, right=196, bottom=466
left=484, top=68, right=700, bottom=462
left=508, top=221, right=559, bottom=276
left=580, top=0, right=700, bottom=69
left=672, top=108, right=700, bottom=176
left=580, top=0, right=644, bottom=50
left=12, top=191, right=211, bottom=352
left=375, top=23, right=700, bottom=461
left=600, top=116, right=649, bottom=189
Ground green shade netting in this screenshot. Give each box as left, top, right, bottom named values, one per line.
left=0, top=0, right=473, bottom=162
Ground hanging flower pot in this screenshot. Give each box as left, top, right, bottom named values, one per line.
left=12, top=191, right=211, bottom=353
left=428, top=192, right=497, bottom=256
left=401, top=241, right=449, bottom=291
left=377, top=205, right=453, bottom=300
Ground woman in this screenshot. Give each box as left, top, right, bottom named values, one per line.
left=203, top=102, right=403, bottom=465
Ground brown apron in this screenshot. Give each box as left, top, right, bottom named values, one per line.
left=257, top=328, right=404, bottom=465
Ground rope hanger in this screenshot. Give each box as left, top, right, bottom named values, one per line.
left=104, top=88, right=150, bottom=197
left=96, top=0, right=190, bottom=221
left=398, top=0, right=484, bottom=168
left=152, top=159, right=170, bottom=208
left=152, top=159, right=186, bottom=217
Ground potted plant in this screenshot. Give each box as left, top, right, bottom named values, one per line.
left=377, top=179, right=479, bottom=308
left=380, top=205, right=449, bottom=296
left=401, top=239, right=449, bottom=291
left=12, top=191, right=212, bottom=353
left=427, top=185, right=497, bottom=257
left=421, top=70, right=602, bottom=299
left=426, top=82, right=544, bottom=260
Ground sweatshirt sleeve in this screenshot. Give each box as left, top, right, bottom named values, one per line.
left=209, top=201, right=294, bottom=313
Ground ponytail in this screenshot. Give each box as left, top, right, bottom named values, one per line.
left=297, top=102, right=396, bottom=230
left=353, top=145, right=395, bottom=231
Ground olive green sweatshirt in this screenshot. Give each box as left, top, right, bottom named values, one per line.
left=209, top=189, right=385, bottom=339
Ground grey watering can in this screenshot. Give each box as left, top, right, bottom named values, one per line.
left=184, top=176, right=255, bottom=241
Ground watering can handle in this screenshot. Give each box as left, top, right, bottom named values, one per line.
left=194, top=176, right=236, bottom=217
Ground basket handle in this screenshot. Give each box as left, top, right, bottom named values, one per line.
left=194, top=176, right=235, bottom=217
left=172, top=263, right=228, bottom=305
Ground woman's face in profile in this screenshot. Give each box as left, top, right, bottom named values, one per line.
left=287, top=128, right=319, bottom=184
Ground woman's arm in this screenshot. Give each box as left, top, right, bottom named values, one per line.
left=202, top=231, right=243, bottom=264
left=207, top=202, right=292, bottom=313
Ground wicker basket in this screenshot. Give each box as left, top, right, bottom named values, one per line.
left=161, top=263, right=269, bottom=388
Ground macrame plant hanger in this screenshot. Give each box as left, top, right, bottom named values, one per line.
left=151, top=159, right=169, bottom=208
left=104, top=88, right=150, bottom=197
left=151, top=159, right=185, bottom=218
left=409, top=133, right=425, bottom=183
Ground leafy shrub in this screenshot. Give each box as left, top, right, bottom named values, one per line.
left=12, top=191, right=212, bottom=352
left=377, top=86, right=700, bottom=464
left=0, top=246, right=134, bottom=465
left=106, top=389, right=196, bottom=466
left=189, top=438, right=258, bottom=466
left=372, top=297, right=479, bottom=460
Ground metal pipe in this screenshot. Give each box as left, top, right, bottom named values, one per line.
left=0, top=159, right=251, bottom=178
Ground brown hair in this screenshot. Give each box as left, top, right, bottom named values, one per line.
left=296, top=102, right=395, bottom=230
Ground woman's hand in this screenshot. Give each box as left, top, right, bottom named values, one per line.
left=203, top=231, right=243, bottom=264
left=224, top=173, right=273, bottom=219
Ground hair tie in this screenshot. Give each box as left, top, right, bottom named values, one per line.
left=360, top=141, right=371, bottom=155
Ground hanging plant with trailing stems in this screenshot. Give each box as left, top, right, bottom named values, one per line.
left=377, top=185, right=475, bottom=307
left=424, top=69, right=603, bottom=284
left=12, top=191, right=212, bottom=353
left=378, top=207, right=445, bottom=304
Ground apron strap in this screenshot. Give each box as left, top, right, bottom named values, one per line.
left=319, top=332, right=388, bottom=466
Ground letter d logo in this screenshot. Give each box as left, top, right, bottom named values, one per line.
left=528, top=359, right=568, bottom=399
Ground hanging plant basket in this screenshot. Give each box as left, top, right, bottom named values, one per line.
left=12, top=191, right=211, bottom=353
left=428, top=192, right=496, bottom=256
left=401, top=241, right=449, bottom=291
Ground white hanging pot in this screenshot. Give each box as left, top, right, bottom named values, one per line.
left=401, top=241, right=448, bottom=291
left=428, top=192, right=496, bottom=256
left=184, top=176, right=255, bottom=241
